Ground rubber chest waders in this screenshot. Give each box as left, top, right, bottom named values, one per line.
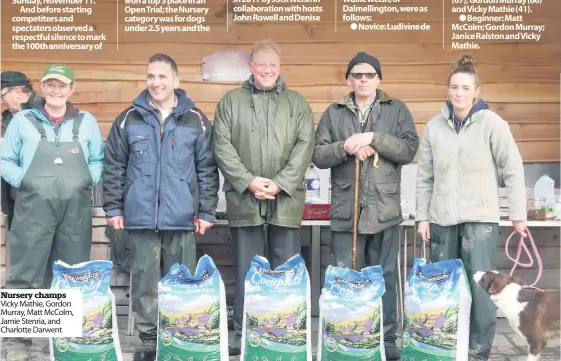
left=6, top=113, right=92, bottom=289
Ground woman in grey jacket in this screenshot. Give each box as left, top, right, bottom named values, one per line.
left=415, top=55, right=527, bottom=361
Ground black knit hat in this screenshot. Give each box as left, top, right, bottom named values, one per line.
left=1, top=71, right=31, bottom=90
left=345, top=52, right=382, bottom=80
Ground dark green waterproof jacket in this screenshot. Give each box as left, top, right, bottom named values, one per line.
left=313, top=91, right=419, bottom=234
left=212, top=76, right=315, bottom=228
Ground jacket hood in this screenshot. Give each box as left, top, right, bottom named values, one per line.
left=132, top=88, right=195, bottom=119
left=243, top=75, right=286, bottom=93
left=337, top=89, right=392, bottom=106
left=442, top=98, right=489, bottom=133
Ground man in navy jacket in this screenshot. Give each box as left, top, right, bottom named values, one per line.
left=103, top=54, right=219, bottom=361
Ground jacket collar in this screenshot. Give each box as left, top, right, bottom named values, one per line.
left=132, top=88, right=194, bottom=124
left=337, top=89, right=392, bottom=106
left=440, top=99, right=489, bottom=128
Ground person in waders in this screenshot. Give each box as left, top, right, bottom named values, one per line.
left=312, top=52, right=419, bottom=360
left=103, top=54, right=219, bottom=361
left=0, top=64, right=105, bottom=361
left=416, top=55, right=527, bottom=361
left=1, top=71, right=44, bottom=230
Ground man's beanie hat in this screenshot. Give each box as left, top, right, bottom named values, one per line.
left=1, top=71, right=31, bottom=90
left=345, top=52, right=382, bottom=80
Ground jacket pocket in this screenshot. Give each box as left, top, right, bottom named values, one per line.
left=272, top=182, right=306, bottom=224
left=124, top=174, right=155, bottom=227
left=171, top=127, right=197, bottom=160
left=159, top=175, right=195, bottom=228
left=375, top=181, right=401, bottom=223
left=128, top=131, right=150, bottom=164
left=225, top=188, right=256, bottom=221
left=330, top=181, right=352, bottom=220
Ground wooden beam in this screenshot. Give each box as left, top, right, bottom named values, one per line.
left=3, top=43, right=560, bottom=65
left=2, top=62, right=559, bottom=84
left=97, top=116, right=561, bottom=142
left=16, top=80, right=559, bottom=103
left=73, top=100, right=561, bottom=129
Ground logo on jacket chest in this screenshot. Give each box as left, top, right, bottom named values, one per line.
left=68, top=148, right=80, bottom=154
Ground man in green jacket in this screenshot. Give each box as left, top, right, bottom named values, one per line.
left=1, top=71, right=44, bottom=230
left=213, top=39, right=315, bottom=355
left=313, top=52, right=419, bottom=359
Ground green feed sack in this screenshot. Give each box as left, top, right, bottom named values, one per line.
left=241, top=254, right=312, bottom=361
left=50, top=260, right=122, bottom=361
left=156, top=255, right=228, bottom=361
left=317, top=265, right=386, bottom=361
left=403, top=258, right=472, bottom=361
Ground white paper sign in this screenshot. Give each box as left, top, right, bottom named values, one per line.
left=0, top=289, right=83, bottom=337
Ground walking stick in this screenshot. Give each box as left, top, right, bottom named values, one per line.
left=351, top=149, right=378, bottom=270
left=352, top=156, right=360, bottom=270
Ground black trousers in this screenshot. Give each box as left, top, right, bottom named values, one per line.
left=231, top=224, right=301, bottom=331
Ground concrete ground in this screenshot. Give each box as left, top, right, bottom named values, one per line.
left=1, top=316, right=559, bottom=360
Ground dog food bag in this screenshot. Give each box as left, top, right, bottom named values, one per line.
left=317, top=265, right=386, bottom=361
left=402, top=258, right=472, bottom=361
left=156, top=255, right=228, bottom=361
left=241, top=254, right=312, bottom=361
left=50, top=260, right=123, bottom=361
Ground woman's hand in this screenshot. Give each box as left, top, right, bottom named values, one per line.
left=417, top=221, right=431, bottom=243
left=512, top=220, right=527, bottom=238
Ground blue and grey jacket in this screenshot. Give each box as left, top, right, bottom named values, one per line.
left=102, top=89, right=219, bottom=231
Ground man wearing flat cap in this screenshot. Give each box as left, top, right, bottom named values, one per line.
left=313, top=52, right=419, bottom=359
left=1, top=71, right=44, bottom=229
left=1, top=64, right=104, bottom=361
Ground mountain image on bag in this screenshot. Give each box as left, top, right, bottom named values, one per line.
left=317, top=265, right=386, bottom=361
left=50, top=260, right=123, bottom=361
left=402, top=258, right=472, bottom=361
left=241, top=254, right=312, bottom=361
left=156, top=255, right=228, bottom=361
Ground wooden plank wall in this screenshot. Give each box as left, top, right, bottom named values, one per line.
left=1, top=0, right=560, bottom=160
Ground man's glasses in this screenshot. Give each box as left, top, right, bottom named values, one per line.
left=350, top=72, right=378, bottom=80
left=252, top=62, right=280, bottom=72
left=1, top=88, right=13, bottom=99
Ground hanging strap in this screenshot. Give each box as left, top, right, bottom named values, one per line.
left=505, top=227, right=543, bottom=288
left=25, top=113, right=47, bottom=140
left=24, top=112, right=85, bottom=141
left=72, top=113, right=85, bottom=141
